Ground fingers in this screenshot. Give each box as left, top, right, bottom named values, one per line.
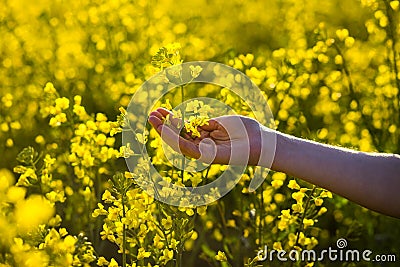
left=160, top=124, right=201, bottom=159
left=148, top=113, right=164, bottom=134
left=150, top=108, right=182, bottom=128
left=148, top=108, right=201, bottom=159
left=156, top=107, right=172, bottom=117
left=198, top=119, right=220, bottom=131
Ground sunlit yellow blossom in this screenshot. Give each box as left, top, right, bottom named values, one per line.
left=288, top=179, right=300, bottom=190
left=102, top=190, right=115, bottom=203
left=189, top=65, right=203, bottom=78
left=273, top=241, right=283, bottom=250
left=6, top=186, right=26, bottom=203
left=137, top=247, right=151, bottom=260
left=314, top=198, right=324, bottom=206
left=303, top=218, right=315, bottom=229
left=159, top=248, right=174, bottom=263
left=215, top=251, right=227, bottom=262
left=320, top=191, right=333, bottom=198
left=318, top=207, right=328, bottom=216
left=44, top=82, right=56, bottom=94
left=196, top=206, right=207, bottom=216
left=292, top=203, right=304, bottom=213
left=161, top=216, right=173, bottom=230
left=271, top=179, right=283, bottom=189
left=151, top=42, right=182, bottom=71
left=108, top=258, right=119, bottom=267
left=292, top=191, right=305, bottom=203
left=15, top=195, right=55, bottom=232
left=96, top=256, right=109, bottom=266
left=55, top=97, right=70, bottom=111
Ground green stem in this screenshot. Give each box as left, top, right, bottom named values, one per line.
left=180, top=85, right=185, bottom=183
left=122, top=194, right=127, bottom=267
left=290, top=186, right=316, bottom=267
left=294, top=188, right=316, bottom=245
left=258, top=182, right=264, bottom=246
left=176, top=248, right=183, bottom=267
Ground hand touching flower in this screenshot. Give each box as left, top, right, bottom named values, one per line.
left=148, top=107, right=269, bottom=166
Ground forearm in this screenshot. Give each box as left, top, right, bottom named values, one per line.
left=264, top=129, right=400, bottom=218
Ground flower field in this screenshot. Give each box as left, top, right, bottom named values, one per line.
left=0, top=0, right=399, bottom=266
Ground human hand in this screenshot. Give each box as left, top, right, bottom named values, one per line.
left=148, top=107, right=267, bottom=166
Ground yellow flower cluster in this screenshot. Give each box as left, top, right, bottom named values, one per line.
left=0, top=169, right=95, bottom=267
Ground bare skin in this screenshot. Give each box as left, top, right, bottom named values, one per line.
left=148, top=107, right=400, bottom=218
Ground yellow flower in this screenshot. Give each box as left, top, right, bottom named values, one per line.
left=96, top=256, right=109, bottom=266
left=102, top=190, right=115, bottom=203
left=153, top=235, right=164, bottom=249
left=108, top=258, right=118, bottom=267
left=92, top=203, right=108, bottom=218
left=278, top=219, right=289, bottom=231
left=137, top=247, right=151, bottom=260
left=273, top=241, right=283, bottom=250
left=292, top=203, right=304, bottom=213
left=288, top=179, right=300, bottom=190
left=44, top=82, right=56, bottom=94
left=189, top=65, right=203, bottom=78
left=303, top=218, right=314, bottom=229
left=318, top=207, right=328, bottom=216
left=271, top=179, right=283, bottom=189
left=6, top=186, right=26, bottom=203
left=335, top=28, right=349, bottom=41
left=390, top=0, right=399, bottom=10
left=292, top=191, right=305, bottom=203
left=49, top=113, right=67, bottom=127
left=280, top=209, right=291, bottom=220
left=15, top=195, right=55, bottom=232
left=320, top=191, right=333, bottom=198
left=22, top=251, right=49, bottom=267
left=185, top=99, right=202, bottom=113
left=118, top=143, right=135, bottom=158
left=135, top=131, right=148, bottom=144
left=62, top=235, right=77, bottom=253
left=161, top=216, right=173, bottom=230
left=151, top=42, right=182, bottom=71
left=215, top=251, right=227, bottom=262
left=55, top=97, right=70, bottom=111
left=168, top=238, right=179, bottom=250
left=96, top=113, right=108, bottom=122
left=159, top=248, right=174, bottom=263
left=196, top=206, right=207, bottom=216
left=314, top=198, right=323, bottom=206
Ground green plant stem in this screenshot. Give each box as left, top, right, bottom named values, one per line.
left=176, top=248, right=183, bottom=267
left=180, top=85, right=185, bottom=183
left=121, top=194, right=127, bottom=267
left=177, top=84, right=186, bottom=267
left=258, top=182, right=264, bottom=246
left=290, top=186, right=316, bottom=267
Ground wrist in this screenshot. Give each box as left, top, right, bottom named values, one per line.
left=258, top=125, right=279, bottom=169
